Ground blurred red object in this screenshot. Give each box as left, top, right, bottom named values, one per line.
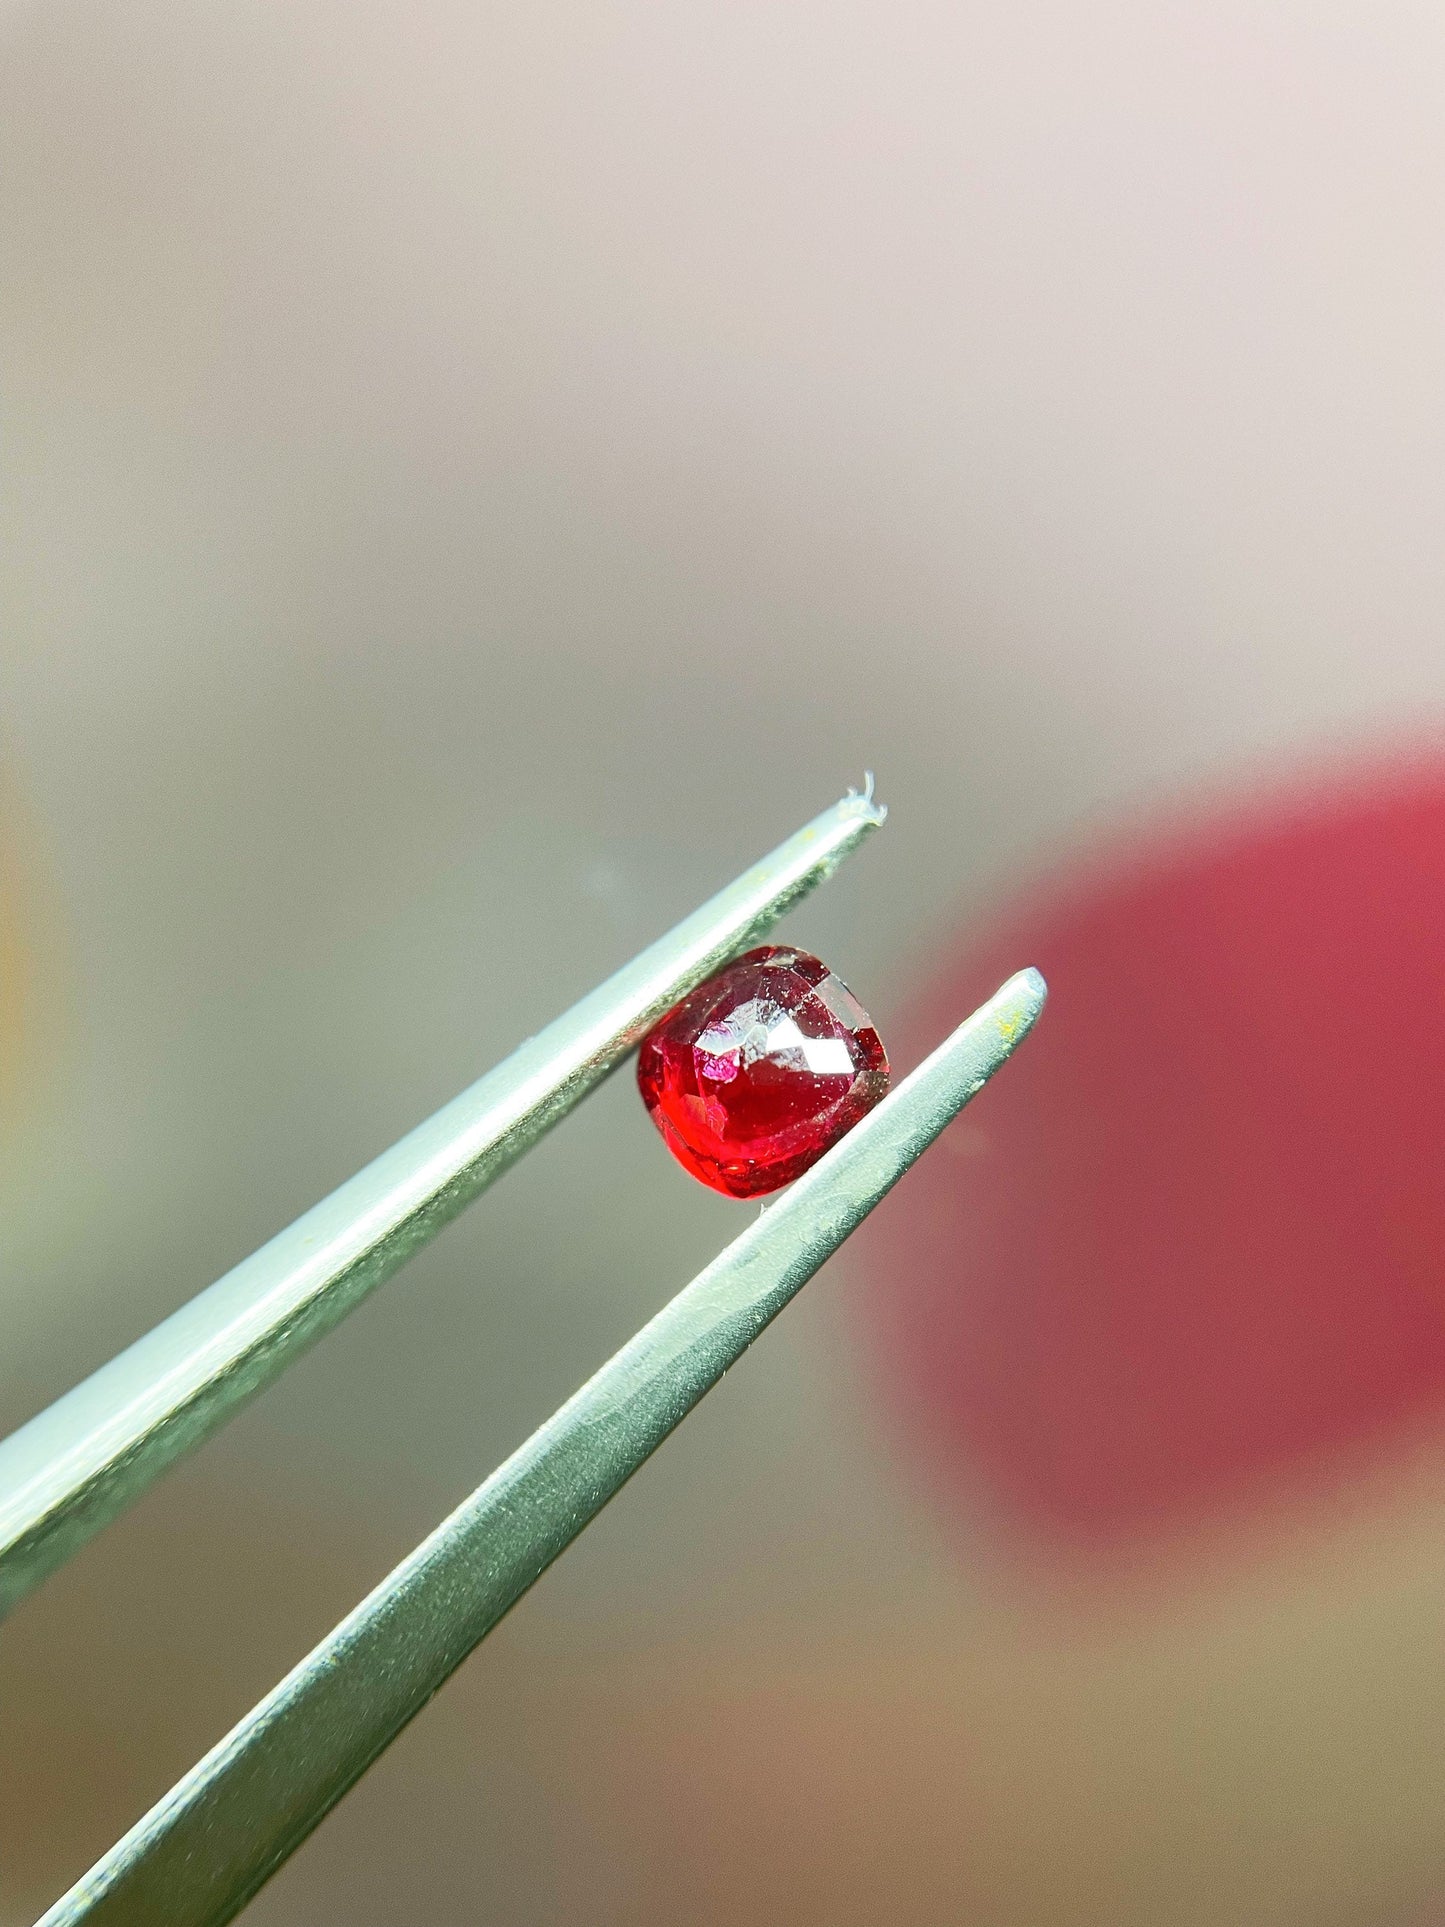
left=864, top=748, right=1445, bottom=1552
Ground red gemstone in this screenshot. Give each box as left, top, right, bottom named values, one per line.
left=637, top=945, right=890, bottom=1198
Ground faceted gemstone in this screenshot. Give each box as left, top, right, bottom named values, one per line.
left=637, top=945, right=890, bottom=1198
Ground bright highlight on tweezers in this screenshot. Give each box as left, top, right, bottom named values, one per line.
left=0, top=785, right=886, bottom=1617
left=11, top=784, right=1047, bottom=1927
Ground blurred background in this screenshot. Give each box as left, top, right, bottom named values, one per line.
left=5, top=1, right=1445, bottom=1920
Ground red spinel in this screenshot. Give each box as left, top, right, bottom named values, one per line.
left=637, top=946, right=890, bottom=1198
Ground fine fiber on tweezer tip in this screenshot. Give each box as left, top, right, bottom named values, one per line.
left=0, top=785, right=884, bottom=1618
left=38, top=967, right=1047, bottom=1927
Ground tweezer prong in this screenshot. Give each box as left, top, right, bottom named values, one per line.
left=0, top=788, right=884, bottom=1617
left=38, top=967, right=1046, bottom=1927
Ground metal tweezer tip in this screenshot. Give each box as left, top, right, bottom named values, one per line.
left=0, top=787, right=884, bottom=1617
left=39, top=963, right=1046, bottom=1927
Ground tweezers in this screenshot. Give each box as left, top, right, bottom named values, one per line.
left=4, top=784, right=1046, bottom=1926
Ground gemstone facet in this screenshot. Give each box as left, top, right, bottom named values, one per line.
left=637, top=946, right=890, bottom=1197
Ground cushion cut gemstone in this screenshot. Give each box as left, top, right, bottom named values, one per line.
left=637, top=945, right=890, bottom=1198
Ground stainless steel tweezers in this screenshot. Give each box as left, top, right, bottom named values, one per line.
left=3, top=784, right=1046, bottom=1926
